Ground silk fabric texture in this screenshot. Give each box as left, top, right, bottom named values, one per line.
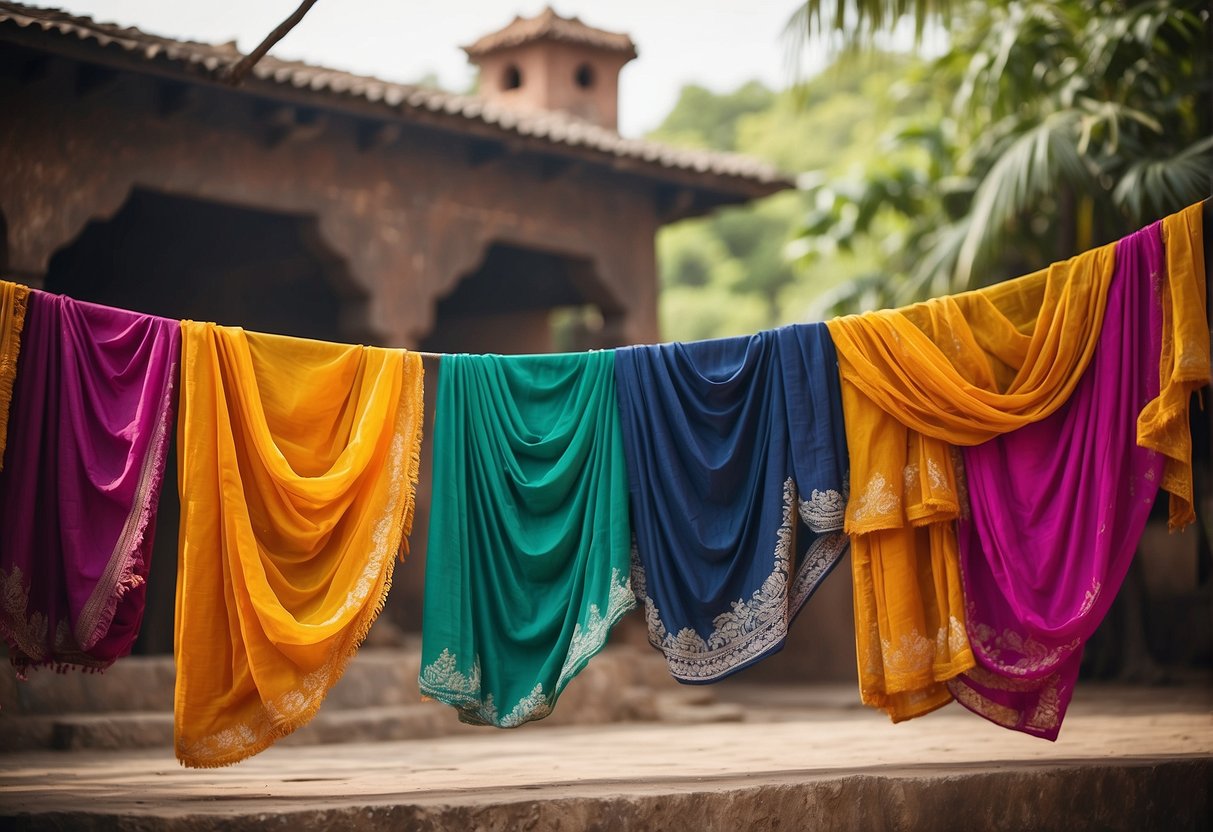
left=614, top=325, right=849, bottom=683
left=0, top=291, right=178, bottom=675
left=0, top=279, right=30, bottom=467
left=826, top=232, right=1121, bottom=721
left=1136, top=202, right=1210, bottom=529
left=420, top=351, right=634, bottom=727
left=175, top=324, right=423, bottom=768
left=947, top=221, right=1167, bottom=740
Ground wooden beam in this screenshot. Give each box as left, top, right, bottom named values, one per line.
left=156, top=81, right=196, bottom=118
left=260, top=103, right=328, bottom=147
left=467, top=139, right=508, bottom=168
left=656, top=186, right=697, bottom=222
left=75, top=64, right=117, bottom=98
left=538, top=156, right=583, bottom=183
left=356, top=121, right=402, bottom=153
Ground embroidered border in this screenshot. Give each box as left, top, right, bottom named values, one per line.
left=636, top=477, right=849, bottom=683
left=419, top=567, right=635, bottom=728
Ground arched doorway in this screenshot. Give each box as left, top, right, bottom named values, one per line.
left=420, top=242, right=625, bottom=355
left=43, top=188, right=374, bottom=654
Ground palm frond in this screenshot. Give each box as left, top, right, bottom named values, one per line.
left=1112, top=136, right=1213, bottom=222
left=955, top=111, right=1094, bottom=287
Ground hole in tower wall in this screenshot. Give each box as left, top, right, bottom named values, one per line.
left=574, top=63, right=595, bottom=89
left=502, top=64, right=522, bottom=90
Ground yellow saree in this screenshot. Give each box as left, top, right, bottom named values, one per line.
left=174, top=324, right=424, bottom=768
left=1140, top=202, right=1210, bottom=529
left=0, top=280, right=30, bottom=469
left=827, top=239, right=1118, bottom=721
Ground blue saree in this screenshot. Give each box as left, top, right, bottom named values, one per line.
left=614, top=324, right=850, bottom=683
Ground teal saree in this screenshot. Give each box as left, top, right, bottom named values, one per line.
left=419, top=351, right=634, bottom=727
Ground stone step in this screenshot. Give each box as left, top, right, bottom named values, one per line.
left=0, top=645, right=698, bottom=751
left=0, top=645, right=686, bottom=717
left=2, top=704, right=479, bottom=753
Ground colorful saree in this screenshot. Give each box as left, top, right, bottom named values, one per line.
left=827, top=236, right=1118, bottom=721
left=0, top=280, right=30, bottom=468
left=1138, top=202, right=1210, bottom=530
left=174, top=324, right=423, bottom=768
left=420, top=351, right=634, bottom=727
left=614, top=325, right=849, bottom=682
left=947, top=222, right=1166, bottom=740
left=0, top=291, right=178, bottom=676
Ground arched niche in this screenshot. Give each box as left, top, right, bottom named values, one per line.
left=419, top=241, right=625, bottom=355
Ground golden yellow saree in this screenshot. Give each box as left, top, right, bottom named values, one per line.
left=1140, top=202, right=1210, bottom=530
left=174, top=324, right=423, bottom=768
left=0, top=280, right=30, bottom=468
left=827, top=239, right=1118, bottom=721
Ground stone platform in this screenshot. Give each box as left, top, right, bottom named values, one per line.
left=1, top=683, right=1209, bottom=831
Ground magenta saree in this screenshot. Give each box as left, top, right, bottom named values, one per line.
left=0, top=291, right=179, bottom=676
left=947, top=223, right=1166, bottom=739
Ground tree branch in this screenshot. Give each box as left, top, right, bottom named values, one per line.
left=223, top=0, right=321, bottom=87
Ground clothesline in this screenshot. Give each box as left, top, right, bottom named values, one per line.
left=14, top=192, right=1211, bottom=362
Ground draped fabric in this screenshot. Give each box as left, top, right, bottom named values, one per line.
left=0, top=291, right=178, bottom=676
left=614, top=325, right=850, bottom=683
left=826, top=238, right=1118, bottom=722
left=174, top=324, right=423, bottom=768
left=420, top=351, right=634, bottom=727
left=1138, top=202, right=1210, bottom=530
left=947, top=222, right=1166, bottom=740
left=0, top=280, right=30, bottom=468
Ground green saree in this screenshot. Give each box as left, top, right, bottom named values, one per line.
left=419, top=351, right=634, bottom=727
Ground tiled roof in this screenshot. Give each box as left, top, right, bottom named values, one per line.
left=463, top=7, right=636, bottom=59
left=0, top=2, right=791, bottom=196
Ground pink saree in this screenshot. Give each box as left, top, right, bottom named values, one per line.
left=947, top=222, right=1166, bottom=739
left=0, top=291, right=179, bottom=675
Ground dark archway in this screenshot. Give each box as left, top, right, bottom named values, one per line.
left=45, top=188, right=375, bottom=342
left=420, top=242, right=625, bottom=355
left=44, top=188, right=375, bottom=654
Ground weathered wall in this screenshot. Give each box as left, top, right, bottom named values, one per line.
left=0, top=50, right=660, bottom=349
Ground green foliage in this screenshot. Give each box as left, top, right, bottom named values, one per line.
left=647, top=81, right=777, bottom=152
left=652, top=52, right=932, bottom=341
left=791, top=0, right=1213, bottom=312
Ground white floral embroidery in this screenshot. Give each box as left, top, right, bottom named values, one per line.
left=926, top=458, right=950, bottom=493
left=798, top=487, right=846, bottom=532
left=419, top=568, right=635, bottom=727
left=852, top=472, right=899, bottom=524
left=637, top=478, right=849, bottom=682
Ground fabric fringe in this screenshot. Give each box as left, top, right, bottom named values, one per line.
left=78, top=367, right=176, bottom=653
left=0, top=282, right=30, bottom=471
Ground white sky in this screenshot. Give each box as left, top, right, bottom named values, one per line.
left=54, top=1, right=829, bottom=136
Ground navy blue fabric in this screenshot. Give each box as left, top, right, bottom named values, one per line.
left=614, top=324, right=849, bottom=683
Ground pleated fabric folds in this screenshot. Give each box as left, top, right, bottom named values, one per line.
left=0, top=279, right=30, bottom=467
left=947, top=222, right=1167, bottom=740
left=614, top=325, right=849, bottom=683
left=1138, top=202, right=1210, bottom=529
left=174, top=324, right=423, bottom=768
left=420, top=351, right=634, bottom=727
left=826, top=235, right=1118, bottom=722
left=0, top=291, right=178, bottom=676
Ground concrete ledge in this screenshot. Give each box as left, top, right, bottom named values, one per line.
left=1, top=758, right=1207, bottom=831
left=2, top=685, right=1209, bottom=831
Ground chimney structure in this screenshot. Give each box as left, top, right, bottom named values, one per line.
left=463, top=7, right=637, bottom=131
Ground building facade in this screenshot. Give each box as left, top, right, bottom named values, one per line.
left=0, top=2, right=798, bottom=654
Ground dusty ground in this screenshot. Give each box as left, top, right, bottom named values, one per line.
left=1, top=683, right=1210, bottom=830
